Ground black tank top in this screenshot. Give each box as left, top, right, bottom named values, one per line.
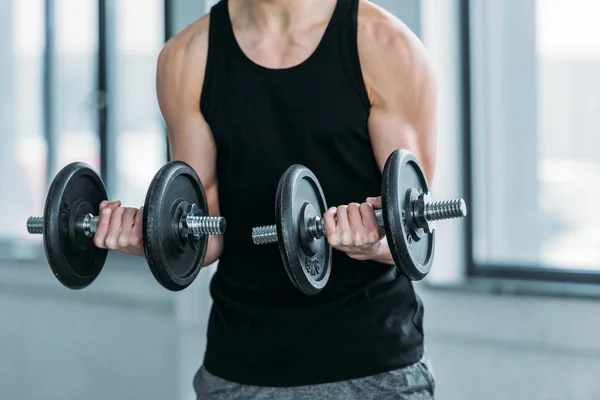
left=200, top=0, right=424, bottom=386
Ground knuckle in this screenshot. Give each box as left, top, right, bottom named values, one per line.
left=130, top=235, right=142, bottom=247
left=367, top=230, right=381, bottom=243
left=353, top=232, right=366, bottom=246
left=93, top=236, right=105, bottom=249
left=117, top=236, right=130, bottom=248
left=327, top=235, right=340, bottom=247
left=341, top=232, right=353, bottom=246
left=105, top=237, right=119, bottom=249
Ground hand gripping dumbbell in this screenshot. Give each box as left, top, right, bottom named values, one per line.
left=251, top=149, right=467, bottom=296
left=26, top=161, right=225, bottom=291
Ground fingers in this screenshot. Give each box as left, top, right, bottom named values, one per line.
left=360, top=202, right=381, bottom=243
left=334, top=205, right=352, bottom=245
left=323, top=207, right=338, bottom=243
left=95, top=200, right=123, bottom=248
left=118, top=208, right=138, bottom=248
left=104, top=207, right=124, bottom=249
left=94, top=200, right=139, bottom=251
left=325, top=203, right=360, bottom=247
left=347, top=203, right=367, bottom=246
left=131, top=207, right=144, bottom=248
left=326, top=201, right=382, bottom=249
left=94, top=206, right=114, bottom=249
left=366, top=196, right=382, bottom=209
left=99, top=200, right=121, bottom=211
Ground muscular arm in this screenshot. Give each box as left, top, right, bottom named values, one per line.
left=359, top=2, right=438, bottom=182
left=156, top=16, right=224, bottom=265
left=359, top=2, right=438, bottom=265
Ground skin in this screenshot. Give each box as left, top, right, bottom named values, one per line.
left=94, top=0, right=437, bottom=267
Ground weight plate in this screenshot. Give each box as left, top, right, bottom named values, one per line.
left=143, top=161, right=207, bottom=291
left=382, top=149, right=435, bottom=280
left=43, top=162, right=108, bottom=290
left=275, top=165, right=332, bottom=296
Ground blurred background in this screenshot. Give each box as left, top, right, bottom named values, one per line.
left=0, top=0, right=599, bottom=399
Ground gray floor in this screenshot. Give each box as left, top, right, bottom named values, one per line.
left=0, top=253, right=214, bottom=400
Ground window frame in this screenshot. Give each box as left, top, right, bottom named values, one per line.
left=463, top=0, right=600, bottom=285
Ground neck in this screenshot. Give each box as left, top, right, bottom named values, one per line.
left=232, top=0, right=334, bottom=32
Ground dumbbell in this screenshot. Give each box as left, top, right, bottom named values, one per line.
left=26, top=161, right=225, bottom=291
left=251, top=148, right=467, bottom=295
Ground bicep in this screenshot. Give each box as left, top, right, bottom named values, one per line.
left=358, top=6, right=438, bottom=183
left=164, top=111, right=218, bottom=190
left=161, top=100, right=221, bottom=217
left=156, top=40, right=220, bottom=213
left=368, top=91, right=437, bottom=184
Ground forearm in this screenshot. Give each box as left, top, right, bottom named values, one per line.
left=204, top=235, right=224, bottom=265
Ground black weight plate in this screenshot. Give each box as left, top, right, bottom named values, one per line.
left=143, top=161, right=207, bottom=291
left=382, top=149, right=435, bottom=280
left=275, top=165, right=332, bottom=296
left=43, top=162, right=108, bottom=290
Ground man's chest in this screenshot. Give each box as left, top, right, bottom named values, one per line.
left=205, top=73, right=369, bottom=152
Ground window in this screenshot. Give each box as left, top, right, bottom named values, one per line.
left=1, top=0, right=46, bottom=241
left=112, top=0, right=167, bottom=207
left=467, top=0, right=600, bottom=280
left=53, top=0, right=101, bottom=175
left=0, top=0, right=168, bottom=256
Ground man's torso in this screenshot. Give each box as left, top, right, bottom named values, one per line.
left=191, top=0, right=426, bottom=387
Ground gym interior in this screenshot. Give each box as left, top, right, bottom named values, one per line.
left=1, top=0, right=598, bottom=399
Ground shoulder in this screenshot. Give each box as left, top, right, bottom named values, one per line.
left=356, top=1, right=435, bottom=102
left=157, top=13, right=211, bottom=91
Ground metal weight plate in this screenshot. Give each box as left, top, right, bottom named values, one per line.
left=275, top=165, right=332, bottom=295
left=381, top=149, right=435, bottom=280
left=143, top=161, right=207, bottom=291
left=43, top=162, right=108, bottom=289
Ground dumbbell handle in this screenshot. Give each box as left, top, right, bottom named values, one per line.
left=27, top=213, right=226, bottom=237
left=26, top=215, right=100, bottom=236
left=252, top=198, right=467, bottom=245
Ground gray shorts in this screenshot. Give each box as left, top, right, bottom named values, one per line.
left=193, top=352, right=435, bottom=400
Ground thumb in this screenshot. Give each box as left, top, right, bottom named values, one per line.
left=366, top=196, right=382, bottom=209
left=99, top=200, right=121, bottom=210
left=107, top=200, right=122, bottom=209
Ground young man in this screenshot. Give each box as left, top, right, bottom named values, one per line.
left=94, top=0, right=438, bottom=398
